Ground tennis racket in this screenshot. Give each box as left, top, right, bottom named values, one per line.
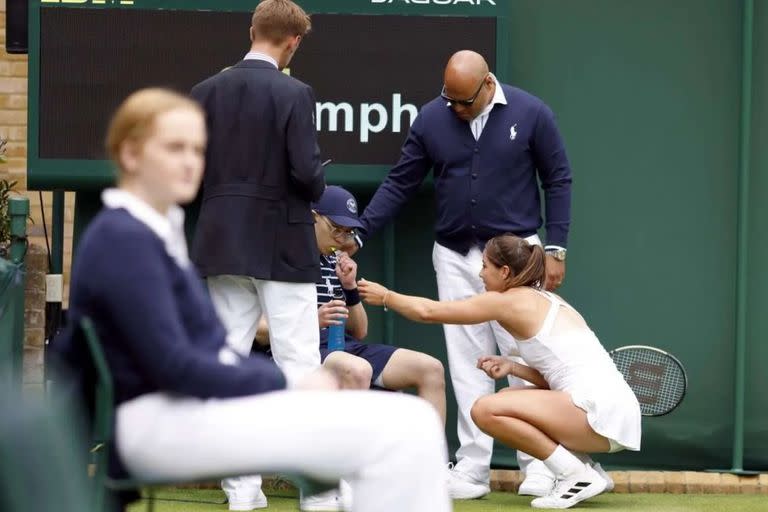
left=608, top=345, right=687, bottom=417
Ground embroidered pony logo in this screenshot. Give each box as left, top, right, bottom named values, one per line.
left=510, top=124, right=518, bottom=141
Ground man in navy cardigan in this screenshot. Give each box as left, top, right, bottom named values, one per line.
left=356, top=50, right=573, bottom=499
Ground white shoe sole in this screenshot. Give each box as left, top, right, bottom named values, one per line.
left=228, top=500, right=268, bottom=511
left=300, top=493, right=343, bottom=511
left=300, top=505, right=343, bottom=512
left=531, top=478, right=607, bottom=509
left=449, top=488, right=490, bottom=500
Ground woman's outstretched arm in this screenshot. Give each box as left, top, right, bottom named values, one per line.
left=358, top=278, right=506, bottom=325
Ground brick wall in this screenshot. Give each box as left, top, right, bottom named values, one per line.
left=1, top=0, right=75, bottom=388
left=23, top=244, right=47, bottom=391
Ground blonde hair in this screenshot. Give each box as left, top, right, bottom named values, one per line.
left=251, top=0, right=311, bottom=44
left=105, top=88, right=203, bottom=171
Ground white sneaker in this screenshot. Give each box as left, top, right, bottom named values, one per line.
left=530, top=465, right=607, bottom=509
left=591, top=463, right=614, bottom=492
left=446, top=466, right=490, bottom=499
left=518, top=472, right=556, bottom=497
left=228, top=490, right=268, bottom=511
left=339, top=479, right=353, bottom=511
left=300, top=488, right=344, bottom=512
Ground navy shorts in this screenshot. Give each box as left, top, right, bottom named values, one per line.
left=319, top=334, right=398, bottom=387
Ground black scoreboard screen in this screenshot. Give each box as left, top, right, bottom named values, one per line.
left=29, top=1, right=506, bottom=188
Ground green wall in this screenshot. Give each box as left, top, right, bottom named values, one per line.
left=505, top=0, right=740, bottom=470
left=745, top=0, right=768, bottom=470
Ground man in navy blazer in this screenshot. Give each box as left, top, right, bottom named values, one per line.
left=190, top=1, right=326, bottom=510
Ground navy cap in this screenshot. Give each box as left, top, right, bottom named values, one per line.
left=312, top=186, right=364, bottom=229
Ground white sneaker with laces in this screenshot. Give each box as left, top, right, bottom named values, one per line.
left=446, top=464, right=490, bottom=499
left=228, top=490, right=268, bottom=511
left=591, top=463, right=614, bottom=492
left=518, top=472, right=556, bottom=497
left=300, top=488, right=344, bottom=512
left=530, top=464, right=607, bottom=509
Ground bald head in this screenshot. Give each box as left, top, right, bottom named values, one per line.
left=444, top=50, right=489, bottom=86
left=442, top=50, right=494, bottom=121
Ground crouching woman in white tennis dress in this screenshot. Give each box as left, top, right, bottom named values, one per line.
left=358, top=234, right=641, bottom=510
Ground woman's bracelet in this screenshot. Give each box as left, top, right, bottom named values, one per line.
left=382, top=290, right=392, bottom=311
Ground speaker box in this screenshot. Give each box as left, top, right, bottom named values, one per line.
left=5, top=0, right=29, bottom=55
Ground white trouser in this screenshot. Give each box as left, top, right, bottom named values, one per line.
left=207, top=275, right=322, bottom=501
left=207, top=275, right=321, bottom=381
left=432, top=239, right=550, bottom=485
left=116, top=391, right=450, bottom=512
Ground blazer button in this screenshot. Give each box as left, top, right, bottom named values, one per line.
left=471, top=225, right=477, bottom=230
left=471, top=199, right=477, bottom=205
left=474, top=148, right=479, bottom=153
left=472, top=173, right=478, bottom=179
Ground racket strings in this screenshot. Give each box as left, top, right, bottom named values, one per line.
left=612, top=350, right=686, bottom=416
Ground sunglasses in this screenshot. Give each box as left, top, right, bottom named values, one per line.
left=440, top=74, right=489, bottom=107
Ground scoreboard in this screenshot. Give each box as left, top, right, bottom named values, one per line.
left=27, top=0, right=509, bottom=189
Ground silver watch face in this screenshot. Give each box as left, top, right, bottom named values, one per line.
left=548, top=249, right=566, bottom=261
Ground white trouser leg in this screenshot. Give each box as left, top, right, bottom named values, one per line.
left=207, top=275, right=267, bottom=503
left=207, top=275, right=263, bottom=356
left=207, top=276, right=322, bottom=503
left=256, top=280, right=321, bottom=383
left=433, top=243, right=496, bottom=485
left=116, top=391, right=451, bottom=512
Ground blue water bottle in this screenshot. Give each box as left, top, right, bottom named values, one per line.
left=326, top=286, right=346, bottom=352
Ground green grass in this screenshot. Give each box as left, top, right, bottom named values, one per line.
left=127, top=487, right=768, bottom=512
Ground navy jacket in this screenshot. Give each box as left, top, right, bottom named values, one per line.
left=359, top=84, right=572, bottom=253
left=191, top=60, right=325, bottom=282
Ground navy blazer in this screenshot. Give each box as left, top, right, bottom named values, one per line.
left=191, top=60, right=326, bottom=282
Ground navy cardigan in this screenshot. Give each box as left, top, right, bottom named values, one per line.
left=57, top=208, right=286, bottom=406
left=359, top=84, right=572, bottom=253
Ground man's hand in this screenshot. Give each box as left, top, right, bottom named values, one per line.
left=318, top=299, right=348, bottom=328
left=477, top=355, right=514, bottom=380
left=544, top=255, right=566, bottom=291
left=335, top=252, right=358, bottom=288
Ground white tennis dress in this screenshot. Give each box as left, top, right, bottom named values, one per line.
left=515, top=290, right=642, bottom=451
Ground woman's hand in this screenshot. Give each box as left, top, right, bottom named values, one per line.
left=357, top=279, right=390, bottom=307
left=477, top=355, right=515, bottom=380
left=318, top=299, right=348, bottom=327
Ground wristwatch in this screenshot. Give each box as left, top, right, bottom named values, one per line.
left=545, top=248, right=567, bottom=262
